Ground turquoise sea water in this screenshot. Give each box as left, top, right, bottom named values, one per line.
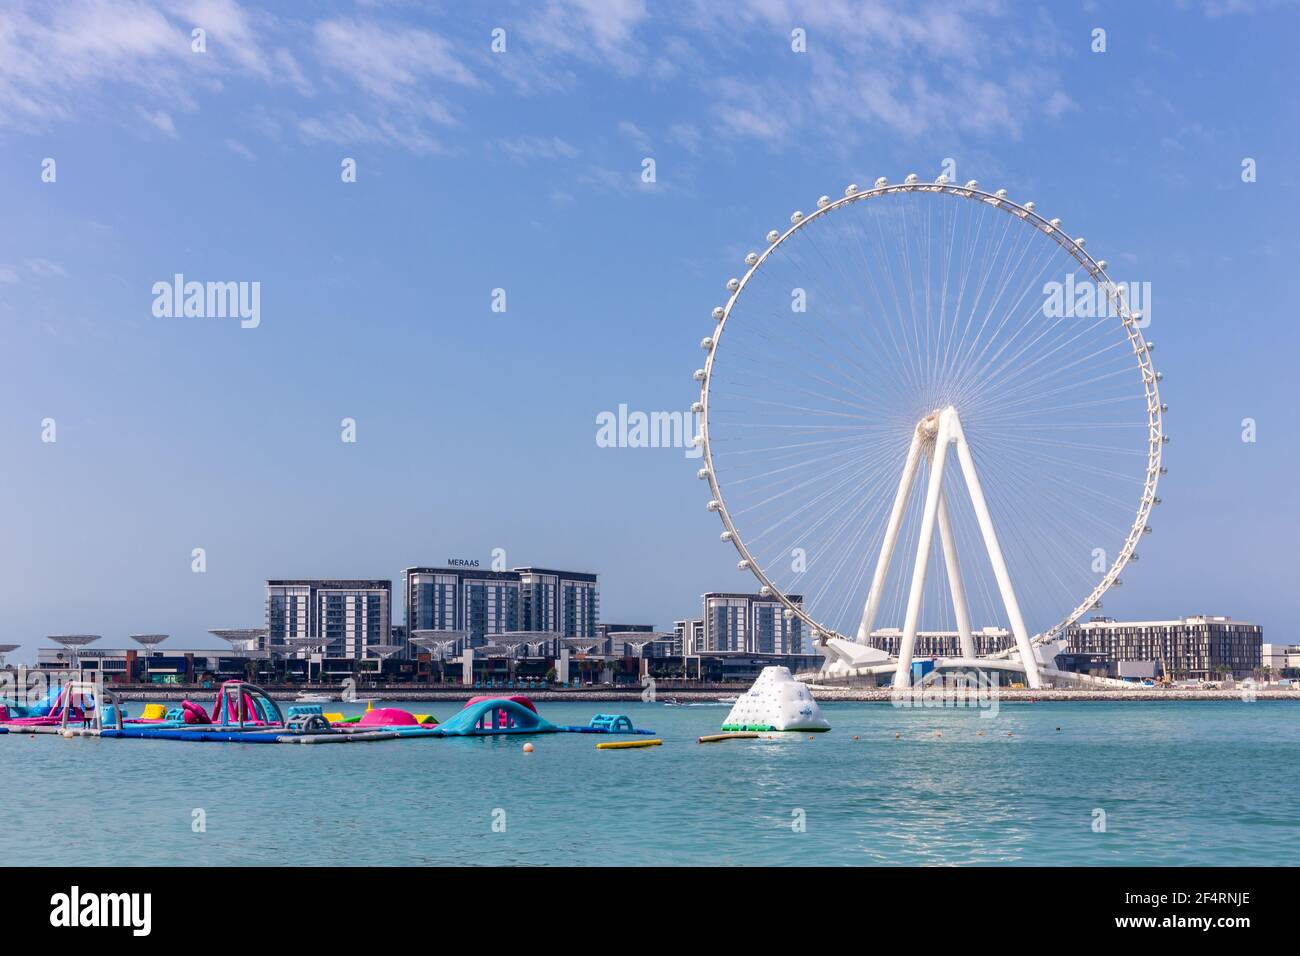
left=3, top=700, right=1297, bottom=866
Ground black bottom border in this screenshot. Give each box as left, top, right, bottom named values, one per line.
left=1, top=866, right=1284, bottom=942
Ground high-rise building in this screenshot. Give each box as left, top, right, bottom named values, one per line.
left=517, top=567, right=599, bottom=637
left=1065, top=615, right=1262, bottom=680
left=672, top=618, right=704, bottom=657
left=404, top=565, right=598, bottom=649
left=702, top=592, right=804, bottom=654
left=404, top=567, right=520, bottom=649
left=265, top=580, right=392, bottom=660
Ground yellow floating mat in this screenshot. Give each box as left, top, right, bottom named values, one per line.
left=596, top=738, right=662, bottom=750
left=698, top=732, right=760, bottom=743
left=323, top=712, right=344, bottom=724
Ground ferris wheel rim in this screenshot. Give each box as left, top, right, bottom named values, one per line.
left=695, top=177, right=1165, bottom=648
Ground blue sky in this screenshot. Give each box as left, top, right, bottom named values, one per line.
left=1, top=0, right=1297, bottom=661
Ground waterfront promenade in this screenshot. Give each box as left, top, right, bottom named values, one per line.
left=87, top=683, right=1300, bottom=703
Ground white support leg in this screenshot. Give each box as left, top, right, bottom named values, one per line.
left=894, top=411, right=953, bottom=689
left=936, top=490, right=976, bottom=660
left=948, top=413, right=1042, bottom=689
left=857, top=428, right=925, bottom=643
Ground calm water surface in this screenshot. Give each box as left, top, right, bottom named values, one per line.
left=4, top=700, right=1297, bottom=866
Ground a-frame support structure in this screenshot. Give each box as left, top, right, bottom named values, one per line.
left=855, top=406, right=1042, bottom=689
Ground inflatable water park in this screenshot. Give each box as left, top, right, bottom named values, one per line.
left=0, top=680, right=655, bottom=745
left=720, top=667, right=830, bottom=733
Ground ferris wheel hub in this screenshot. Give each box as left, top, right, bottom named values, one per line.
left=917, top=409, right=943, bottom=440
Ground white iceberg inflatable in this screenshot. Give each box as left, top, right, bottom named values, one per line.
left=722, top=666, right=830, bottom=732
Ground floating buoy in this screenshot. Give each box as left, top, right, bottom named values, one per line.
left=522, top=742, right=534, bottom=753
left=934, top=731, right=942, bottom=737
left=597, top=739, right=662, bottom=750
left=895, top=732, right=901, bottom=739
left=1006, top=732, right=1013, bottom=737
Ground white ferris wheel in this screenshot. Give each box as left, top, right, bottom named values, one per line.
left=693, top=174, right=1165, bottom=689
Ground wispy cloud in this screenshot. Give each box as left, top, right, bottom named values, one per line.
left=24, top=257, right=67, bottom=278
left=0, top=0, right=306, bottom=129
left=493, top=135, right=579, bottom=164
left=0, top=0, right=1078, bottom=158
left=224, top=137, right=255, bottom=159
left=312, top=17, right=475, bottom=100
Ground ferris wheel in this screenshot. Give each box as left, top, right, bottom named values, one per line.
left=693, top=174, right=1165, bottom=689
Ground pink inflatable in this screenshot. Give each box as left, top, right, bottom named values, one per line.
left=181, top=700, right=211, bottom=725
left=357, top=707, right=419, bottom=727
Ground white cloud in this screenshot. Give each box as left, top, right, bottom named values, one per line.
left=494, top=135, right=579, bottom=164
left=224, top=137, right=255, bottom=159
left=137, top=106, right=176, bottom=135
left=24, top=257, right=67, bottom=278
left=529, top=0, right=650, bottom=74
left=0, top=0, right=1078, bottom=157
left=0, top=0, right=308, bottom=129
left=668, top=123, right=701, bottom=154
left=297, top=112, right=445, bottom=156
left=617, top=120, right=652, bottom=152
left=313, top=18, right=475, bottom=100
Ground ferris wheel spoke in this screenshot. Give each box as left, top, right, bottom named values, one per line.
left=944, top=231, right=1065, bottom=398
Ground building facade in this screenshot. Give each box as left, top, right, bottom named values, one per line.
left=672, top=618, right=704, bottom=658
left=404, top=565, right=599, bottom=650
left=265, top=580, right=392, bottom=660
left=517, top=568, right=599, bottom=637
left=597, top=623, right=655, bottom=656
left=867, top=627, right=1014, bottom=658
left=1261, top=644, right=1300, bottom=677
left=702, top=593, right=804, bottom=654
left=1065, top=615, right=1263, bottom=680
